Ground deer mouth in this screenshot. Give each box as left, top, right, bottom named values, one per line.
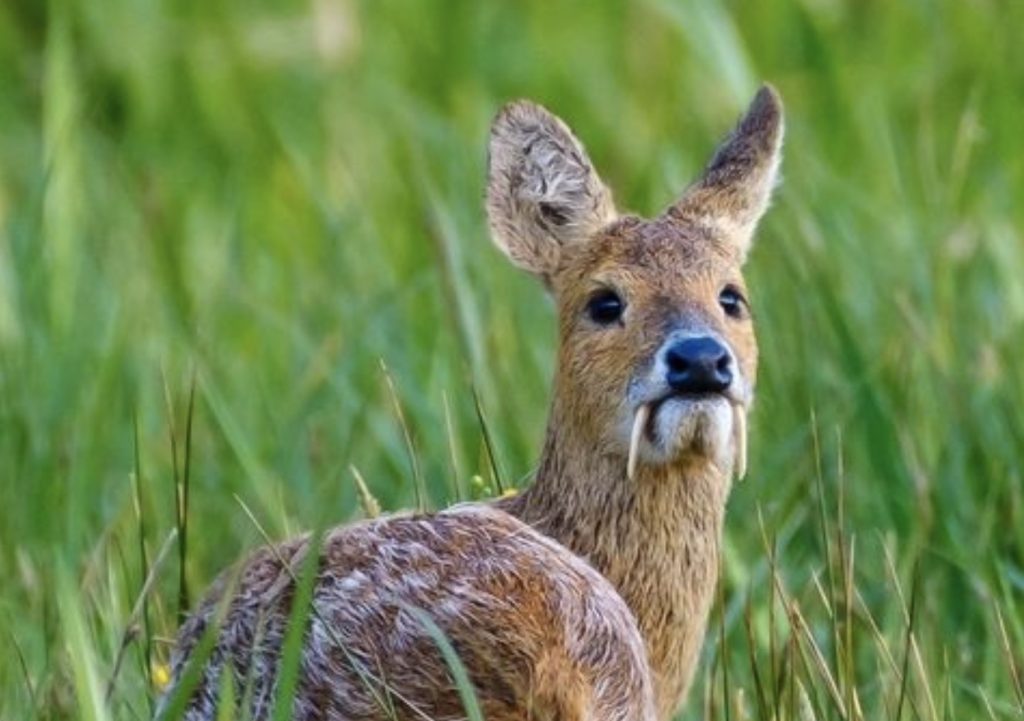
left=627, top=393, right=746, bottom=481
left=645, top=391, right=732, bottom=429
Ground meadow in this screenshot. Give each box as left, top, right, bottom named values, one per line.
left=1, top=0, right=1022, bottom=719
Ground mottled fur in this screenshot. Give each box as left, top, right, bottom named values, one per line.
left=161, top=507, right=654, bottom=721
left=162, top=86, right=783, bottom=721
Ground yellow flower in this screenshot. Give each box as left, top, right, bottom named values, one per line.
left=151, top=662, right=172, bottom=691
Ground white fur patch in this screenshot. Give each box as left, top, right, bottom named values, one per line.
left=617, top=332, right=751, bottom=476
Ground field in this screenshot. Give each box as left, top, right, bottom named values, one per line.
left=1, top=0, right=1022, bottom=719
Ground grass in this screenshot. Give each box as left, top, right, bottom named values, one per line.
left=0, top=0, right=1022, bottom=718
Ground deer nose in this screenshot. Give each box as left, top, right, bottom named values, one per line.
left=665, top=337, right=733, bottom=394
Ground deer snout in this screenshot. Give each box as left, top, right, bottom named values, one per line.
left=664, top=337, right=733, bottom=394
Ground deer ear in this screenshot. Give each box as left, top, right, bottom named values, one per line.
left=486, top=100, right=616, bottom=280
left=671, top=85, right=784, bottom=258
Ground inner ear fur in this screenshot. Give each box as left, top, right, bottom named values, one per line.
left=486, top=100, right=616, bottom=280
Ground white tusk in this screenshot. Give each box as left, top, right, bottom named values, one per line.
left=732, top=403, right=747, bottom=481
left=627, top=404, right=651, bottom=481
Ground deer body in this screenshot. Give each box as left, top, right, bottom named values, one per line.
left=162, top=87, right=783, bottom=721
left=162, top=506, right=653, bottom=721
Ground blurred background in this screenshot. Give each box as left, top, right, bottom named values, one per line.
left=1, top=1, right=1022, bottom=719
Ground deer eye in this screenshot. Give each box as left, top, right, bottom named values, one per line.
left=586, top=289, right=625, bottom=325
left=719, top=286, right=747, bottom=319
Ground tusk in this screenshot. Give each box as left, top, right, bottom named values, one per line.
left=627, top=404, right=651, bottom=481
left=732, top=403, right=747, bottom=481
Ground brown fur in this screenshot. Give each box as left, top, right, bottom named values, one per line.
left=496, top=86, right=782, bottom=718
left=161, top=507, right=653, bottom=721
left=160, top=86, right=783, bottom=721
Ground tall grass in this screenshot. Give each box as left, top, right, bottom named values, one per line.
left=0, top=0, right=1021, bottom=719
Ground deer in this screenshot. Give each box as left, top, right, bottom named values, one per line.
left=159, top=85, right=784, bottom=721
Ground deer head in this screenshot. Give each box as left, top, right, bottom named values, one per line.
left=486, top=86, right=783, bottom=483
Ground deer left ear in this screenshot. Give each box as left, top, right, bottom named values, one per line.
left=486, top=100, right=616, bottom=282
left=671, top=85, right=784, bottom=259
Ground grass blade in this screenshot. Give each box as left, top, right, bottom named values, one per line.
left=379, top=359, right=426, bottom=512
left=403, top=605, right=484, bottom=721
left=105, top=529, right=178, bottom=704
left=471, top=386, right=504, bottom=494
left=270, top=526, right=323, bottom=721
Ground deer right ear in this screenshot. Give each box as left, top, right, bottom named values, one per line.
left=486, top=101, right=616, bottom=281
left=671, top=85, right=784, bottom=259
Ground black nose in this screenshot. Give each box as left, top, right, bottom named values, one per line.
left=665, top=337, right=733, bottom=394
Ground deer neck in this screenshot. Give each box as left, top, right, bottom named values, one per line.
left=500, top=396, right=732, bottom=720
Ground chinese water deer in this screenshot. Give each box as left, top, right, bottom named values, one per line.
left=161, top=85, right=783, bottom=721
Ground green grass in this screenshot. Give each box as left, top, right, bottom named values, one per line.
left=1, top=0, right=1022, bottom=718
